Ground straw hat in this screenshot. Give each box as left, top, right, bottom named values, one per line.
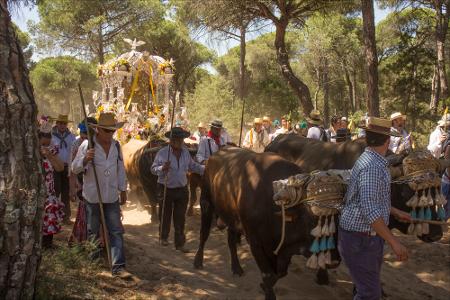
left=307, top=110, right=322, bottom=126
left=209, top=119, right=223, bottom=129
left=198, top=122, right=206, bottom=129
left=90, top=112, right=125, bottom=130
left=359, top=117, right=401, bottom=137
left=164, top=127, right=190, bottom=139
left=254, top=117, right=263, bottom=124
left=390, top=112, right=406, bottom=121
left=263, top=116, right=271, bottom=122
left=52, top=114, right=72, bottom=123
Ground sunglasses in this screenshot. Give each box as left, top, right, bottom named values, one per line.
left=100, top=128, right=116, bottom=134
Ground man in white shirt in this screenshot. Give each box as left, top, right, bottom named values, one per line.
left=196, top=120, right=225, bottom=164
left=428, top=117, right=449, bottom=158
left=191, top=122, right=207, bottom=143
left=307, top=110, right=327, bottom=141
left=389, top=112, right=412, bottom=154
left=262, top=116, right=274, bottom=136
left=325, top=115, right=340, bottom=143
left=272, top=116, right=290, bottom=140
left=52, top=114, right=77, bottom=223
left=72, top=113, right=129, bottom=278
left=151, top=127, right=205, bottom=252
left=243, top=118, right=270, bottom=153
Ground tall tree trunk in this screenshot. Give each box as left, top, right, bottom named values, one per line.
left=274, top=18, right=314, bottom=116
left=343, top=63, right=355, bottom=112
left=435, top=0, right=449, bottom=102
left=430, top=64, right=440, bottom=112
left=361, top=0, right=380, bottom=117
left=238, top=22, right=247, bottom=146
left=0, top=1, right=45, bottom=299
left=323, top=58, right=330, bottom=127
left=97, top=25, right=104, bottom=64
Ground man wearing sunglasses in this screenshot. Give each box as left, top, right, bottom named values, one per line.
left=72, top=112, right=130, bottom=278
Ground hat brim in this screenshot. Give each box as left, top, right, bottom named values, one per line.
left=164, top=131, right=190, bottom=139
left=307, top=118, right=322, bottom=125
left=209, top=124, right=223, bottom=129
left=390, top=115, right=407, bottom=121
left=90, top=122, right=125, bottom=130
left=359, top=126, right=402, bottom=137
left=51, top=118, right=73, bottom=123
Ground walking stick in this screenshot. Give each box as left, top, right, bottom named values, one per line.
left=78, top=84, right=112, bottom=270
left=159, top=91, right=177, bottom=244
left=238, top=96, right=246, bottom=147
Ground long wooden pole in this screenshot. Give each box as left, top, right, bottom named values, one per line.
left=78, top=84, right=112, bottom=270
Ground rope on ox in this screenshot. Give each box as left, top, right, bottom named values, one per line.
left=272, top=171, right=348, bottom=270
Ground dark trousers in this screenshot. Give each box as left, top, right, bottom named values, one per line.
left=157, top=184, right=189, bottom=248
left=54, top=165, right=70, bottom=221
left=86, top=201, right=125, bottom=273
left=338, top=228, right=384, bottom=300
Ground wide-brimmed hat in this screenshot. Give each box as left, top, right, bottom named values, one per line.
left=209, top=119, right=223, bottom=129
left=359, top=117, right=401, bottom=137
left=198, top=122, right=206, bottom=128
left=307, top=110, right=322, bottom=125
left=165, top=127, right=190, bottom=139
left=254, top=117, right=263, bottom=124
left=332, top=128, right=352, bottom=141
left=52, top=114, right=72, bottom=123
left=90, top=112, right=125, bottom=130
left=263, top=116, right=271, bottom=122
left=390, top=112, right=406, bottom=121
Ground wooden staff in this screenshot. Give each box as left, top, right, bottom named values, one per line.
left=78, top=84, right=112, bottom=270
left=238, top=97, right=246, bottom=147
left=159, top=91, right=177, bottom=244
left=412, top=219, right=448, bottom=226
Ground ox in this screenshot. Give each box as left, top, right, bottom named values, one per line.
left=265, top=134, right=445, bottom=243
left=194, top=147, right=337, bottom=300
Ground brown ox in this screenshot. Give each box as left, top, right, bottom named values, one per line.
left=194, top=147, right=337, bottom=300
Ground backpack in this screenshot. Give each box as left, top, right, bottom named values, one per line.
left=318, top=127, right=329, bottom=142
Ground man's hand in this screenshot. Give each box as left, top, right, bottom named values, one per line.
left=120, top=191, right=127, bottom=205
left=162, top=161, right=171, bottom=172
left=391, top=207, right=413, bottom=223
left=440, top=133, right=448, bottom=143
left=83, top=148, right=95, bottom=165
left=390, top=239, right=408, bottom=261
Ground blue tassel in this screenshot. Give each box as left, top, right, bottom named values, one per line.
left=319, top=236, right=327, bottom=252
left=327, top=236, right=336, bottom=250
left=437, top=206, right=446, bottom=220
left=410, top=209, right=417, bottom=219
left=310, top=238, right=320, bottom=254
left=425, top=207, right=432, bottom=220
left=418, top=207, right=425, bottom=220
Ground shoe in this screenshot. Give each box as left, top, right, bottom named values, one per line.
left=176, top=246, right=190, bottom=253
left=161, top=239, right=169, bottom=246
left=113, top=268, right=133, bottom=280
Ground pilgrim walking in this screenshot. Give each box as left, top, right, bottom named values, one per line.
left=151, top=127, right=205, bottom=252
left=72, top=112, right=130, bottom=278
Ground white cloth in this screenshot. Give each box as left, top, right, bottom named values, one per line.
left=243, top=128, right=270, bottom=153
left=325, top=127, right=337, bottom=143
left=192, top=131, right=204, bottom=143
left=271, top=127, right=289, bottom=140
left=71, top=137, right=127, bottom=204
left=52, top=131, right=76, bottom=165
left=151, top=146, right=205, bottom=188
left=389, top=128, right=411, bottom=154
left=307, top=126, right=322, bottom=140
left=428, top=126, right=444, bottom=158
left=221, top=129, right=232, bottom=144
left=196, top=137, right=223, bottom=163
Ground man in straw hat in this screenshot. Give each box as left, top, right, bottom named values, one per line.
left=151, top=127, right=205, bottom=252
left=196, top=119, right=225, bottom=164
left=51, top=114, right=76, bottom=223
left=306, top=110, right=328, bottom=142
left=262, top=116, right=274, bottom=136
left=389, top=112, right=412, bottom=154
left=72, top=112, right=130, bottom=278
left=243, top=117, right=270, bottom=153
left=339, top=117, right=412, bottom=300
left=192, top=122, right=207, bottom=142
left=272, top=115, right=290, bottom=140
left=427, top=115, right=450, bottom=159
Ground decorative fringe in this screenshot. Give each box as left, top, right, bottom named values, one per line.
left=310, top=217, right=322, bottom=238
left=318, top=252, right=326, bottom=269
left=319, top=236, right=327, bottom=252
left=321, top=217, right=330, bottom=236
left=422, top=223, right=430, bottom=235
left=425, top=207, right=432, bottom=220
left=426, top=189, right=433, bottom=206
left=407, top=223, right=415, bottom=235
left=437, top=206, right=446, bottom=220
left=327, top=236, right=335, bottom=250
left=329, top=215, right=336, bottom=234
left=410, top=209, right=417, bottom=219
left=310, top=238, right=320, bottom=254
left=414, top=223, right=423, bottom=236
left=306, top=253, right=318, bottom=269
left=419, top=192, right=428, bottom=207
left=418, top=207, right=425, bottom=220
left=406, top=192, right=418, bottom=207
left=325, top=250, right=332, bottom=265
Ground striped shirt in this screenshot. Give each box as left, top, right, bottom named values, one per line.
left=339, top=148, right=391, bottom=232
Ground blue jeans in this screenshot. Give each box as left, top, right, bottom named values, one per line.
left=86, top=201, right=125, bottom=273
left=338, top=228, right=384, bottom=300
left=441, top=177, right=450, bottom=220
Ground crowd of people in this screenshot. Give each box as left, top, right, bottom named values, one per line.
left=36, top=109, right=450, bottom=293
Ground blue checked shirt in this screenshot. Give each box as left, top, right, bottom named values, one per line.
left=339, top=148, right=391, bottom=232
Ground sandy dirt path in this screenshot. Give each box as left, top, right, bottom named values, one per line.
left=116, top=204, right=450, bottom=300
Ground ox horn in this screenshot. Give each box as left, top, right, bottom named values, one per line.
left=438, top=159, right=450, bottom=171
left=389, top=166, right=403, bottom=179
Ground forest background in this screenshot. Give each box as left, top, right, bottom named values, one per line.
left=12, top=0, right=450, bottom=148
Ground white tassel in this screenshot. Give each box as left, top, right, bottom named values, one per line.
left=306, top=253, right=318, bottom=269
left=422, top=223, right=429, bottom=235
left=418, top=192, right=428, bottom=207
left=318, top=252, right=326, bottom=269
left=325, top=250, right=332, bottom=265
left=310, top=217, right=322, bottom=238
left=321, top=216, right=330, bottom=236
left=329, top=215, right=336, bottom=234
left=414, top=223, right=423, bottom=236
left=407, top=223, right=415, bottom=235
left=406, top=192, right=418, bottom=207
left=427, top=189, right=434, bottom=206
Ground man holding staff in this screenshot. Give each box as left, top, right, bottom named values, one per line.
left=151, top=127, right=205, bottom=252
left=72, top=112, right=130, bottom=278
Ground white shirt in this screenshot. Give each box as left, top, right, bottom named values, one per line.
left=151, top=146, right=205, bottom=188
left=428, top=126, right=444, bottom=158
left=221, top=129, right=232, bottom=144
left=71, top=137, right=127, bottom=204
left=307, top=126, right=322, bottom=140
left=389, top=128, right=411, bottom=154
left=52, top=130, right=76, bottom=165
left=271, top=127, right=289, bottom=140
left=243, top=128, right=270, bottom=153
left=196, top=136, right=223, bottom=163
